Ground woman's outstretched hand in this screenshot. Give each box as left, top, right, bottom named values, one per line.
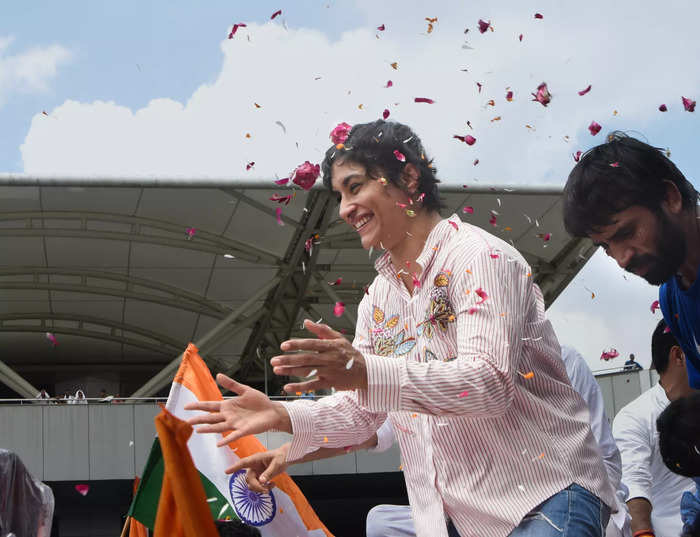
left=271, top=320, right=368, bottom=393
left=184, top=373, right=291, bottom=447
left=226, top=443, right=291, bottom=493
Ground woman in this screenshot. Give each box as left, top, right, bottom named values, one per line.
left=186, top=120, right=615, bottom=537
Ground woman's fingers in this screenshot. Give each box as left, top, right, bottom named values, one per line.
left=193, top=421, right=231, bottom=434
left=216, top=373, right=248, bottom=395
left=303, top=319, right=344, bottom=339
left=186, top=411, right=225, bottom=426
left=216, top=429, right=245, bottom=448
left=245, top=468, right=272, bottom=494
left=283, top=379, right=323, bottom=394
left=184, top=401, right=222, bottom=413
left=226, top=452, right=269, bottom=474
left=259, top=457, right=287, bottom=484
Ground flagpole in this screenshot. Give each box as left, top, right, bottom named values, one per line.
left=119, top=516, right=130, bottom=537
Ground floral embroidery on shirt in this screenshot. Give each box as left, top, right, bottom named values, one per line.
left=371, top=305, right=416, bottom=356
left=423, top=347, right=456, bottom=363
left=416, top=271, right=456, bottom=340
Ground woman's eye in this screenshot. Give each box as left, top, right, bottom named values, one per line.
left=349, top=183, right=360, bottom=193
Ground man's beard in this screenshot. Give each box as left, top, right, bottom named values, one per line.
left=625, top=210, right=686, bottom=286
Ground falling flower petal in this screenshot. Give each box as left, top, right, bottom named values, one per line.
left=185, top=227, right=196, bottom=239
left=651, top=300, right=660, bottom=313
left=519, top=33, right=523, bottom=41
left=578, top=85, right=592, bottom=96
left=228, top=23, right=247, bottom=39
left=486, top=99, right=496, bottom=106
left=478, top=19, right=491, bottom=33
left=45, top=332, right=58, bottom=346
left=412, top=273, right=421, bottom=289
left=658, top=104, right=668, bottom=112
left=506, top=90, right=514, bottom=102
left=449, top=220, right=459, bottom=231
left=664, top=325, right=671, bottom=334
left=393, top=149, right=406, bottom=162
left=573, top=151, right=582, bottom=162
left=330, top=122, right=352, bottom=145
left=269, top=194, right=293, bottom=204
left=329, top=278, right=342, bottom=286
left=385, top=80, right=393, bottom=88
left=274, top=178, right=289, bottom=185
left=334, top=301, right=345, bottom=317
left=588, top=121, right=602, bottom=135
left=246, top=161, right=255, bottom=171
left=473, top=159, right=479, bottom=166
left=534, top=13, right=543, bottom=19
left=463, top=206, right=474, bottom=214
left=75, top=484, right=90, bottom=496
left=475, top=288, right=488, bottom=304
left=518, top=371, right=535, bottom=379
left=538, top=232, right=552, bottom=242
left=414, top=97, right=435, bottom=104
left=271, top=9, right=282, bottom=19
left=377, top=24, right=385, bottom=31
left=476, top=82, right=483, bottom=93
left=345, top=358, right=355, bottom=370
left=292, top=161, right=321, bottom=190
left=275, top=207, right=284, bottom=226
left=682, top=96, right=696, bottom=112
left=489, top=211, right=498, bottom=226
left=390, top=62, right=398, bottom=70
left=531, top=82, right=551, bottom=106
left=383, top=108, right=390, bottom=119
left=609, top=162, right=620, bottom=168
left=600, top=348, right=619, bottom=361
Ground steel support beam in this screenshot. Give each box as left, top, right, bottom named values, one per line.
left=0, top=360, right=40, bottom=398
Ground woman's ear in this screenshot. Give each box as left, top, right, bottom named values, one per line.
left=400, top=163, right=420, bottom=195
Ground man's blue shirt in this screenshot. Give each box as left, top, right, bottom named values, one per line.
left=659, top=263, right=700, bottom=389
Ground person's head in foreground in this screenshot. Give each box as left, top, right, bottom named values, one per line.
left=214, top=519, right=261, bottom=537
left=322, top=120, right=444, bottom=252
left=651, top=319, right=693, bottom=402
left=563, top=132, right=699, bottom=286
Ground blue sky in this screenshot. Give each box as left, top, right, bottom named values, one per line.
left=2, top=1, right=700, bottom=371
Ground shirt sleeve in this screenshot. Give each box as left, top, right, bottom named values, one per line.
left=357, top=247, right=536, bottom=417
left=367, top=418, right=395, bottom=453
left=562, top=346, right=623, bottom=490
left=282, top=293, right=387, bottom=462
left=612, top=407, right=653, bottom=503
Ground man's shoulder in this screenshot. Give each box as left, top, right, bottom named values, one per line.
left=615, top=386, right=659, bottom=424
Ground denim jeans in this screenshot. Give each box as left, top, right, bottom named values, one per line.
left=508, top=483, right=610, bottom=537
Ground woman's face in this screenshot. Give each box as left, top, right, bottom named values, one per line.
left=330, top=159, right=413, bottom=251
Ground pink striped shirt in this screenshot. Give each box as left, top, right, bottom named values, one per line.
left=284, top=215, right=616, bottom=537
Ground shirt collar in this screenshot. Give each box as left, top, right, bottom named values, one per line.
left=373, top=214, right=461, bottom=282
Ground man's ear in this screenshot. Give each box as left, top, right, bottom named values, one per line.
left=671, top=345, right=686, bottom=368
left=662, top=180, right=684, bottom=215
left=400, top=163, right=420, bottom=195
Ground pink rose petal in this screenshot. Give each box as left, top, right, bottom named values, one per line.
left=75, top=484, right=90, bottom=496
left=600, top=348, right=619, bottom=361
left=478, top=19, right=491, bottom=33
left=228, top=23, right=247, bottom=39
left=650, top=300, right=660, bottom=313
left=475, top=288, right=488, bottom=304
left=458, top=390, right=469, bottom=398
left=588, top=121, right=602, bottom=136
left=506, top=90, right=513, bottom=102
left=577, top=84, right=592, bottom=96
left=534, top=13, right=543, bottom=19
left=682, top=96, right=696, bottom=112
left=573, top=151, right=582, bottom=162
left=385, top=80, right=393, bottom=88
left=271, top=9, right=282, bottom=19
left=489, top=211, right=498, bottom=226
left=531, top=82, right=551, bottom=106
left=383, top=108, right=390, bottom=119
left=377, top=24, right=385, bottom=31
left=414, top=97, right=435, bottom=104
left=658, top=104, right=668, bottom=112
left=473, top=159, right=479, bottom=166
left=274, top=178, right=290, bottom=185
left=275, top=207, right=284, bottom=226
left=245, top=161, right=255, bottom=171
left=449, top=220, right=459, bottom=231
left=185, top=227, right=196, bottom=239
left=462, top=206, right=474, bottom=214
left=393, top=149, right=406, bottom=162
left=333, top=301, right=345, bottom=317
left=519, top=34, right=523, bottom=41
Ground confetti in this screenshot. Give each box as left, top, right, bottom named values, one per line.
left=323, top=436, right=328, bottom=443
left=334, top=301, right=345, bottom=317
left=651, top=300, right=660, bottom=313
left=390, top=62, right=398, bottom=70
left=491, top=116, right=502, bottom=122
left=518, top=371, right=534, bottom=379
left=275, top=120, right=287, bottom=134
left=600, top=348, right=619, bottom=361
left=453, top=134, right=476, bottom=145
left=329, top=278, right=342, bottom=286
left=185, top=227, right=196, bottom=239
left=275, top=207, right=284, bottom=226
left=383, top=108, right=390, bottom=119
left=458, top=390, right=469, bottom=398
left=385, top=80, right=393, bottom=88
left=377, top=24, right=385, bottom=31
left=75, top=484, right=90, bottom=496
left=45, top=332, right=58, bottom=346
left=682, top=96, right=696, bottom=112
left=228, top=23, right=247, bottom=39
left=506, top=90, right=513, bottom=102
left=393, top=150, right=406, bottom=162
left=473, top=159, right=479, bottom=166
left=478, top=19, right=491, bottom=33
left=531, top=82, right=551, bottom=107
left=292, top=161, right=321, bottom=190
left=246, top=162, right=255, bottom=171
left=534, top=13, right=543, bottom=19
left=518, top=34, right=523, bottom=42
left=578, top=84, right=592, bottom=96
left=271, top=9, right=282, bottom=19
left=573, top=151, right=582, bottom=162
left=330, top=122, right=352, bottom=145
left=463, top=206, right=474, bottom=214
left=658, top=104, right=668, bottom=112
left=588, top=121, right=602, bottom=135
left=414, top=97, right=435, bottom=104
left=476, top=82, right=483, bottom=93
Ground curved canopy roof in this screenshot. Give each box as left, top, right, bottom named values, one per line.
left=0, top=175, right=594, bottom=398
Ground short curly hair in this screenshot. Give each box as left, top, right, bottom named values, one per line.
left=321, top=120, right=444, bottom=212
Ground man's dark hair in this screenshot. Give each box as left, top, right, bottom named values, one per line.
left=214, top=519, right=262, bottom=537
left=651, top=319, right=680, bottom=374
left=563, top=131, right=698, bottom=237
left=321, top=120, right=444, bottom=212
left=657, top=392, right=700, bottom=478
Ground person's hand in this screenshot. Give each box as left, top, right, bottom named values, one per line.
left=185, top=373, right=290, bottom=447
left=226, top=443, right=291, bottom=493
left=270, top=320, right=367, bottom=393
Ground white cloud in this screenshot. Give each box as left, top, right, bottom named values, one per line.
left=18, top=1, right=699, bottom=370
left=0, top=36, right=71, bottom=106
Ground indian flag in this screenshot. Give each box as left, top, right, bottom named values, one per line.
left=128, top=343, right=333, bottom=537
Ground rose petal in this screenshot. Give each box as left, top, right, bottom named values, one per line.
left=393, top=149, right=406, bottom=162
left=609, top=162, right=620, bottom=167
left=275, top=207, right=284, bottom=226
left=531, top=82, right=551, bottom=107
left=573, top=151, right=582, bottom=162
left=473, top=159, right=479, bottom=166
left=75, top=484, right=90, bottom=496
left=464, top=135, right=476, bottom=146
left=449, top=220, right=459, bottom=230
left=245, top=161, right=255, bottom=171
left=682, top=96, right=696, bottom=112
left=271, top=9, right=282, bottom=19
left=577, top=84, right=592, bottom=96
left=377, top=24, right=385, bottom=31
left=458, top=390, right=469, bottom=398
left=292, top=161, right=321, bottom=190
left=519, top=34, right=523, bottom=41
left=588, top=121, right=602, bottom=136
left=385, top=80, right=393, bottom=88
left=383, top=108, right=390, bottom=119
left=463, top=206, right=474, bottom=214
left=489, top=211, right=498, bottom=226
left=651, top=300, right=660, bottom=313
left=228, top=23, right=247, bottom=39
left=333, top=301, right=345, bottom=317
left=478, top=19, right=491, bottom=33
left=506, top=90, right=513, bottom=102
left=475, top=288, right=488, bottom=304
left=274, top=178, right=290, bottom=185
left=659, top=104, right=668, bottom=112
left=534, top=13, right=543, bottom=19
left=414, top=97, right=435, bottom=104
left=476, top=82, right=483, bottom=93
